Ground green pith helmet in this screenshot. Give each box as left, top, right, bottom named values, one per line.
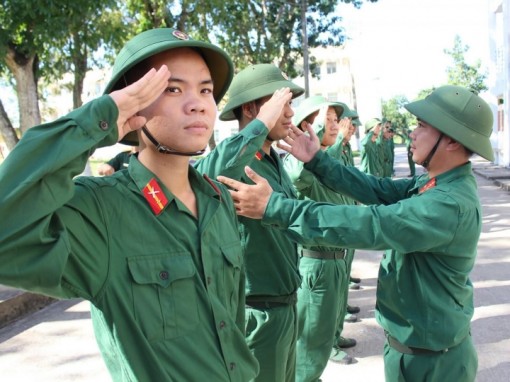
left=103, top=28, right=234, bottom=145
left=292, top=96, right=344, bottom=128
left=364, top=118, right=381, bottom=133
left=219, top=64, right=304, bottom=121
left=405, top=85, right=494, bottom=161
left=339, top=103, right=358, bottom=119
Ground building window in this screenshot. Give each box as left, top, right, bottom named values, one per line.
left=326, top=62, right=336, bottom=74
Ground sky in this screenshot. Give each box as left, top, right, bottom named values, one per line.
left=335, top=0, right=491, bottom=101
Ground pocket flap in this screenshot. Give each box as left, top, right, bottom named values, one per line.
left=221, top=243, right=243, bottom=269
left=128, top=255, right=195, bottom=288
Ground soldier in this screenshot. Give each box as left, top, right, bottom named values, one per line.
left=0, top=28, right=260, bottom=381
left=405, top=128, right=417, bottom=176
left=360, top=118, right=383, bottom=176
left=218, top=85, right=493, bottom=382
left=381, top=120, right=395, bottom=177
left=283, top=96, right=356, bottom=379
left=97, top=146, right=138, bottom=175
left=195, top=64, right=304, bottom=382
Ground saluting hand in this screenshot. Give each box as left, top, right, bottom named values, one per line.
left=109, top=65, right=170, bottom=142
left=256, top=87, right=292, bottom=131
left=277, top=123, right=321, bottom=163
left=217, top=166, right=273, bottom=219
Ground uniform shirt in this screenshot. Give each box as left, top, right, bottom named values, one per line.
left=283, top=131, right=350, bottom=253
left=263, top=149, right=480, bottom=351
left=106, top=150, right=132, bottom=171
left=196, top=119, right=300, bottom=297
left=360, top=131, right=383, bottom=176
left=0, top=95, right=258, bottom=381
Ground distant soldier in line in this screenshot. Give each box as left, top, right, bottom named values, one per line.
left=360, top=118, right=383, bottom=176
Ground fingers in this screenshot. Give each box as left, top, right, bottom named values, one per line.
left=134, top=65, right=170, bottom=107
left=217, top=175, right=243, bottom=191
left=244, top=166, right=264, bottom=184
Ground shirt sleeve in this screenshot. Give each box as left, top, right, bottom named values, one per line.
left=262, top=188, right=462, bottom=254
left=304, top=149, right=414, bottom=205
left=195, top=119, right=269, bottom=179
left=0, top=95, right=118, bottom=300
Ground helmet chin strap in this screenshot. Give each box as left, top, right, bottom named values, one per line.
left=142, top=126, right=206, bottom=157
left=420, top=133, right=443, bottom=169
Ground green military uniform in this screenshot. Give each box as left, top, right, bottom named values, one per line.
left=330, top=132, right=358, bottom=350
left=0, top=96, right=259, bottom=381
left=264, top=153, right=478, bottom=381
left=382, top=135, right=395, bottom=177
left=360, top=119, right=383, bottom=176
left=405, top=129, right=416, bottom=176
left=283, top=96, right=353, bottom=380
left=106, top=150, right=132, bottom=171
left=260, top=86, right=494, bottom=382
left=196, top=64, right=304, bottom=382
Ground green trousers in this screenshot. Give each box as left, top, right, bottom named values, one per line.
left=296, top=256, right=348, bottom=382
left=245, top=303, right=298, bottom=382
left=407, top=149, right=416, bottom=176
left=383, top=334, right=477, bottom=382
left=334, top=248, right=355, bottom=343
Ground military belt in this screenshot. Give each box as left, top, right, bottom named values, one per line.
left=246, top=293, right=297, bottom=310
left=301, top=249, right=346, bottom=260
left=385, top=332, right=449, bottom=355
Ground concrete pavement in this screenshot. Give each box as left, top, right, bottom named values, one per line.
left=0, top=146, right=509, bottom=381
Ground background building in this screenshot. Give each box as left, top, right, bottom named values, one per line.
left=488, top=0, right=510, bottom=167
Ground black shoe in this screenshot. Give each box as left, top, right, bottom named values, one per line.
left=347, top=305, right=360, bottom=314
left=336, top=336, right=357, bottom=348
left=349, top=282, right=360, bottom=290
left=350, top=276, right=361, bottom=284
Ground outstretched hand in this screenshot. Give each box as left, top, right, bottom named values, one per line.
left=109, top=65, right=170, bottom=142
left=256, top=87, right=292, bottom=131
left=277, top=123, right=321, bottom=163
left=217, top=167, right=274, bottom=219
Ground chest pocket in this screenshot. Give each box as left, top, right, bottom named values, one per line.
left=128, top=254, right=199, bottom=341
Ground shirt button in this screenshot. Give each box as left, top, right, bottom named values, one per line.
left=219, top=321, right=226, bottom=329
left=159, top=271, right=169, bottom=280
left=229, top=362, right=236, bottom=371
left=382, top=254, right=386, bottom=259
left=207, top=276, right=212, bottom=285
left=99, top=120, right=109, bottom=130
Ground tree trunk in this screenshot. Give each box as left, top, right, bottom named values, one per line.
left=5, top=46, right=41, bottom=135
left=71, top=29, right=89, bottom=110
left=0, top=99, right=19, bottom=153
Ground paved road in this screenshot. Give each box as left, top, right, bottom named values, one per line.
left=0, top=147, right=509, bottom=381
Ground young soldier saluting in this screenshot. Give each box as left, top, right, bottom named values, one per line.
left=195, top=64, right=304, bottom=382
left=0, top=28, right=260, bottom=381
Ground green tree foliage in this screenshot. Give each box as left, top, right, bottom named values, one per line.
left=444, top=35, right=488, bottom=94
left=124, top=0, right=377, bottom=77
left=382, top=94, right=416, bottom=139
left=1, top=0, right=378, bottom=149
left=0, top=0, right=126, bottom=146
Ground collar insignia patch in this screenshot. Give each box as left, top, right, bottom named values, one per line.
left=419, top=177, right=436, bottom=194
left=143, top=178, right=168, bottom=215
